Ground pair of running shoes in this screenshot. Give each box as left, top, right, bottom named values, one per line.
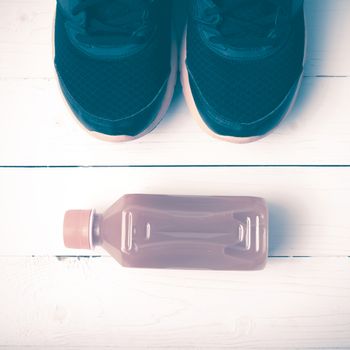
left=54, top=0, right=306, bottom=143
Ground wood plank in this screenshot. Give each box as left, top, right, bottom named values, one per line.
left=0, top=167, right=349, bottom=256
left=1, top=77, right=350, bottom=166
left=0, top=257, right=349, bottom=348
left=304, top=0, right=350, bottom=77
left=0, top=0, right=349, bottom=78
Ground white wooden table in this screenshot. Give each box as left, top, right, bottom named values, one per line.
left=0, top=1, right=350, bottom=349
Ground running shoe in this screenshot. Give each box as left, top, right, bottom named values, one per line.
left=181, top=0, right=306, bottom=143
left=54, top=0, right=176, bottom=141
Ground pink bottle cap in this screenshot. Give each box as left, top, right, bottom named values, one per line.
left=63, top=210, right=94, bottom=249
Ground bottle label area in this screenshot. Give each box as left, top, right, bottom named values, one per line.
left=120, top=209, right=266, bottom=258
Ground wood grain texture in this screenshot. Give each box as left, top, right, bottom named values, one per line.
left=0, top=1, right=349, bottom=166
left=0, top=167, right=349, bottom=257
left=0, top=257, right=349, bottom=349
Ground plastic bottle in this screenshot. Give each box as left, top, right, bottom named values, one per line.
left=63, top=194, right=268, bottom=270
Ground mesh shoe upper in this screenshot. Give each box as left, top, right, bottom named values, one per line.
left=54, top=0, right=172, bottom=136
left=186, top=0, right=305, bottom=137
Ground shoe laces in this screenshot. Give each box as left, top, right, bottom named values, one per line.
left=195, top=0, right=291, bottom=48
left=71, top=0, right=155, bottom=46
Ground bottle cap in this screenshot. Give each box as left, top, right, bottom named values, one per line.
left=63, top=210, right=94, bottom=249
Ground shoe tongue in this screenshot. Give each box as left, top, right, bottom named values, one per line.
left=84, top=0, right=150, bottom=42
left=91, top=0, right=145, bottom=24
left=214, top=0, right=277, bottom=20
left=214, top=0, right=298, bottom=15
left=210, top=0, right=293, bottom=49
left=212, top=0, right=277, bottom=44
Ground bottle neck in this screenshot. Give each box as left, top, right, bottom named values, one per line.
left=90, top=212, right=102, bottom=248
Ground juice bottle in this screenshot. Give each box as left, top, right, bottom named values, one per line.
left=64, top=194, right=268, bottom=270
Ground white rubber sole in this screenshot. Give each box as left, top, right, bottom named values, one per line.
left=53, top=12, right=178, bottom=143
left=180, top=23, right=307, bottom=144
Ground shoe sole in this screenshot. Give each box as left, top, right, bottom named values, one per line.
left=52, top=14, right=178, bottom=143
left=180, top=22, right=306, bottom=144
